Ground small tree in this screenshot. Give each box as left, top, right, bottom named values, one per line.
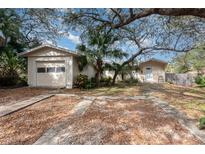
left=0, top=49, right=26, bottom=86
left=104, top=60, right=139, bottom=82
left=76, top=29, right=127, bottom=86
left=169, top=45, right=205, bottom=73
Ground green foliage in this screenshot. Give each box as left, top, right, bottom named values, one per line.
left=75, top=74, right=88, bottom=89
left=100, top=77, right=112, bottom=86
left=76, top=55, right=88, bottom=71
left=195, top=75, right=205, bottom=87
left=0, top=9, right=27, bottom=53
left=0, top=50, right=26, bottom=86
left=76, top=29, right=128, bottom=86
left=124, top=78, right=139, bottom=84
left=170, top=45, right=205, bottom=73
left=199, top=117, right=205, bottom=130
left=104, top=61, right=139, bottom=83
left=74, top=74, right=96, bottom=89
left=84, top=79, right=96, bottom=89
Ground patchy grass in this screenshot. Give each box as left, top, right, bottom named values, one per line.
left=146, top=83, right=205, bottom=120
left=88, top=86, right=140, bottom=96
left=0, top=96, right=80, bottom=144
left=63, top=82, right=205, bottom=121
left=63, top=83, right=141, bottom=96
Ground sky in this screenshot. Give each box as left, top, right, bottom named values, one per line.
left=15, top=8, right=178, bottom=63
left=56, top=35, right=176, bottom=63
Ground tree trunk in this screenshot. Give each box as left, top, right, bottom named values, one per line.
left=95, top=71, right=100, bottom=87
left=121, top=72, right=124, bottom=81
left=112, top=70, right=119, bottom=85
left=95, top=58, right=103, bottom=87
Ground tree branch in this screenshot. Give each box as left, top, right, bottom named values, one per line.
left=110, top=8, right=124, bottom=23
left=94, top=8, right=205, bottom=29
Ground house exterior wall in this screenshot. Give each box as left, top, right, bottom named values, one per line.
left=72, top=57, right=96, bottom=81
left=102, top=61, right=167, bottom=83
left=80, top=64, right=96, bottom=79
left=140, top=61, right=166, bottom=83
left=103, top=70, right=122, bottom=81
left=72, top=57, right=80, bottom=82
left=27, top=47, right=73, bottom=88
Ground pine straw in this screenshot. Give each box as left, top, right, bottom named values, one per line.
left=53, top=99, right=202, bottom=144
left=0, top=96, right=80, bottom=144
left=0, top=87, right=51, bottom=106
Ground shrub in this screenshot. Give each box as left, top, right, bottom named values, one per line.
left=0, top=76, right=18, bottom=86
left=195, top=75, right=205, bottom=87
left=124, top=78, right=139, bottom=84
left=0, top=50, right=26, bottom=87
left=199, top=117, right=205, bottom=130
left=100, top=77, right=112, bottom=86
left=75, top=74, right=88, bottom=89
left=75, top=74, right=96, bottom=89
left=84, top=79, right=96, bottom=89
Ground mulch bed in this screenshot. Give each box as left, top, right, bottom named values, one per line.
left=0, top=96, right=80, bottom=144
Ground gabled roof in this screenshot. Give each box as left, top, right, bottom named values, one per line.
left=139, top=58, right=167, bottom=66
left=19, top=44, right=79, bottom=57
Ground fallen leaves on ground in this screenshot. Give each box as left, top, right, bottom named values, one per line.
left=0, top=96, right=80, bottom=144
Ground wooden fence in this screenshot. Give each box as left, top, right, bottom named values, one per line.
left=165, top=72, right=198, bottom=86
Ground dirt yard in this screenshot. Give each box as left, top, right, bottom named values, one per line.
left=0, top=95, right=80, bottom=144
left=138, top=83, right=205, bottom=120
left=35, top=98, right=202, bottom=144
left=0, top=87, right=52, bottom=106
left=62, top=83, right=205, bottom=121
left=0, top=83, right=204, bottom=144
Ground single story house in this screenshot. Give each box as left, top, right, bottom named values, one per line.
left=103, top=59, right=167, bottom=83
left=20, top=44, right=167, bottom=88
left=138, top=58, right=167, bottom=83
left=19, top=44, right=96, bottom=88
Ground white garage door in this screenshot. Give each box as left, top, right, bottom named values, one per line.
left=36, top=61, right=66, bottom=87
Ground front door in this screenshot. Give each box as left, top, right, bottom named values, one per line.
left=145, top=67, right=153, bottom=81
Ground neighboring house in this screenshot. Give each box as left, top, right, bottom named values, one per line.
left=103, top=59, right=167, bottom=83
left=139, top=58, right=167, bottom=83
left=19, top=44, right=96, bottom=88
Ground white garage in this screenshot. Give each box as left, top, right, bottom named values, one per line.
left=19, top=44, right=80, bottom=88
left=19, top=44, right=97, bottom=88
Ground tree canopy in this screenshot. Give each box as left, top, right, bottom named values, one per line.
left=77, top=29, right=128, bottom=85
left=1, top=8, right=205, bottom=85
left=168, top=45, right=205, bottom=73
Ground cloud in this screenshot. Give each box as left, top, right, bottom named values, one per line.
left=66, top=32, right=81, bottom=44
left=141, top=38, right=152, bottom=47
left=44, top=40, right=54, bottom=45
left=59, top=31, right=81, bottom=44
